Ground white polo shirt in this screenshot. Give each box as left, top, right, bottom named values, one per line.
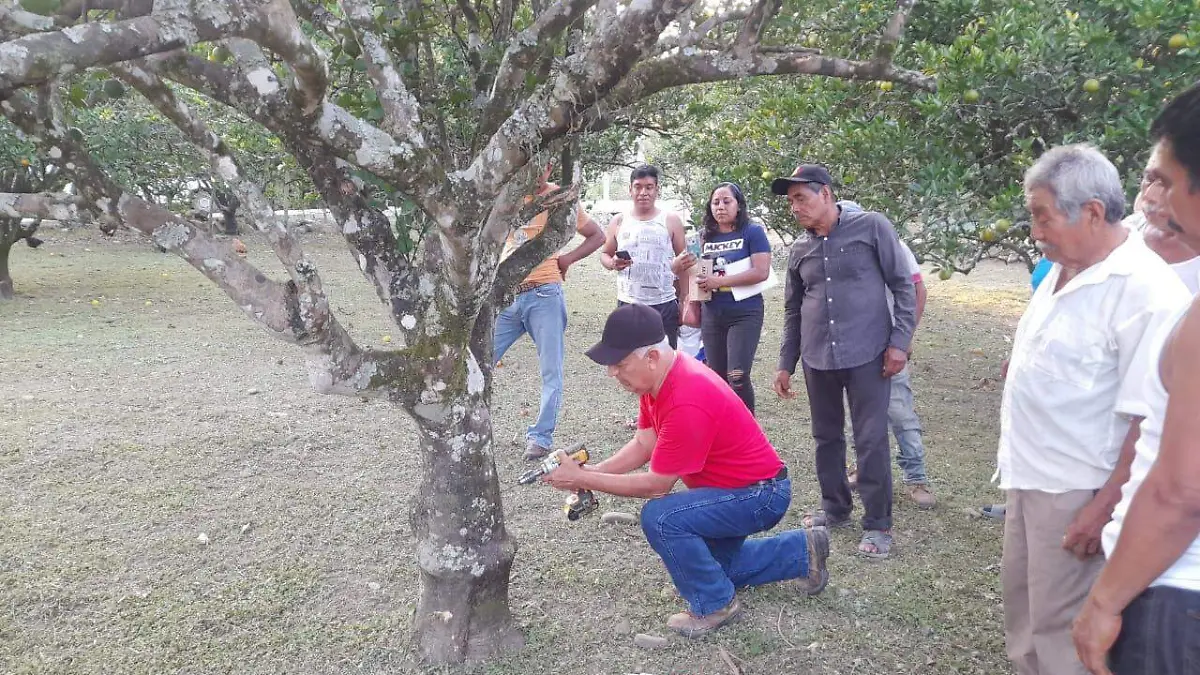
left=996, top=233, right=1190, bottom=492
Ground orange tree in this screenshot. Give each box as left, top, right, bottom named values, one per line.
left=652, top=0, right=1199, bottom=275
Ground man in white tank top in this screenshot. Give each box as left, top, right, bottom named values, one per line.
left=600, top=165, right=689, bottom=347
left=1074, top=83, right=1200, bottom=675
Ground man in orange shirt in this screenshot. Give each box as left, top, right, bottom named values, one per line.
left=495, top=166, right=605, bottom=459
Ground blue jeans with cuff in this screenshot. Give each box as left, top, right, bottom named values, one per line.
left=640, top=478, right=809, bottom=616
left=493, top=283, right=567, bottom=449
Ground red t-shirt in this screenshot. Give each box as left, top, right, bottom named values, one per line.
left=643, top=353, right=784, bottom=489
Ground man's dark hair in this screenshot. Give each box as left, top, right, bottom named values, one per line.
left=630, top=164, right=660, bottom=184
left=702, top=182, right=752, bottom=243
left=1151, top=81, right=1200, bottom=192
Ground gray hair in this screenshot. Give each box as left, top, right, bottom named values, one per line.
left=633, top=337, right=672, bottom=358
left=1024, top=144, right=1126, bottom=225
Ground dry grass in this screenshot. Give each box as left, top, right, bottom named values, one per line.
left=0, top=229, right=1029, bottom=675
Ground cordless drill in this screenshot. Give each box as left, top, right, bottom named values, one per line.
left=515, top=441, right=599, bottom=521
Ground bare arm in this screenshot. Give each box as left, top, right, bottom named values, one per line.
left=914, top=277, right=927, bottom=328
left=578, top=469, right=679, bottom=499
left=557, top=211, right=604, bottom=270
left=544, top=426, right=678, bottom=499
left=590, top=427, right=656, bottom=474
left=665, top=213, right=689, bottom=300
left=599, top=215, right=628, bottom=271
left=1062, top=419, right=1142, bottom=559
left=1087, top=305, right=1200, bottom=614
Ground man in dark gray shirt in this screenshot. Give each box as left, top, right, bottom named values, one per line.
left=770, top=164, right=917, bottom=560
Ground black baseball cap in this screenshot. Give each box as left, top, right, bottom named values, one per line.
left=770, top=164, right=834, bottom=195
left=585, top=304, right=666, bottom=366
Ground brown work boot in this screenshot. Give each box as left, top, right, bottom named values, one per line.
left=908, top=484, right=937, bottom=509
left=800, top=526, right=830, bottom=596
left=523, top=442, right=551, bottom=461
left=666, top=597, right=742, bottom=638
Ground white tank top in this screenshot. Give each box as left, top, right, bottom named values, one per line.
left=1101, top=303, right=1200, bottom=591
left=615, top=210, right=677, bottom=305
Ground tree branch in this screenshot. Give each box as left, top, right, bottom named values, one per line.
left=338, top=0, right=429, bottom=148
left=111, top=61, right=310, bottom=284
left=596, top=49, right=937, bottom=115
left=465, top=0, right=694, bottom=197
left=0, top=73, right=426, bottom=404
left=0, top=3, right=55, bottom=38
left=655, top=8, right=749, bottom=54
left=0, top=0, right=268, bottom=92
left=0, top=191, right=90, bottom=222
left=479, top=0, right=600, bottom=139
left=486, top=182, right=579, bottom=309
left=734, top=0, right=782, bottom=52
left=874, top=0, right=917, bottom=64
left=255, top=0, right=328, bottom=115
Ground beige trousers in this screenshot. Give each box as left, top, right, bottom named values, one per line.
left=1002, top=489, right=1105, bottom=675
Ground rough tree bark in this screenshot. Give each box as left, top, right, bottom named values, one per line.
left=0, top=0, right=933, bottom=664
left=0, top=237, right=12, bottom=299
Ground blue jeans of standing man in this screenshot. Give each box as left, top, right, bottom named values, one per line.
left=493, top=283, right=567, bottom=449
left=640, top=478, right=809, bottom=616
left=888, top=364, right=929, bottom=484
left=1110, top=585, right=1200, bottom=675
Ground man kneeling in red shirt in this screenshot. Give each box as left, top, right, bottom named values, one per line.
left=544, top=303, right=832, bottom=637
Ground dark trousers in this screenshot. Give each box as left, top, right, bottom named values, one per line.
left=801, top=353, right=893, bottom=531
left=619, top=299, right=680, bottom=349
left=700, top=302, right=764, bottom=414
left=1110, top=585, right=1200, bottom=674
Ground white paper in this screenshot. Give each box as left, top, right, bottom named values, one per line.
left=723, top=257, right=779, bottom=301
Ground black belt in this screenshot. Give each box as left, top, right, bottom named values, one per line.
left=751, top=466, right=788, bottom=487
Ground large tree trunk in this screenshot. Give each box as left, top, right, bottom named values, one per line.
left=0, top=239, right=14, bottom=300
left=409, top=386, right=522, bottom=664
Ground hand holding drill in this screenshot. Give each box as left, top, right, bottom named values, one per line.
left=515, top=441, right=600, bottom=521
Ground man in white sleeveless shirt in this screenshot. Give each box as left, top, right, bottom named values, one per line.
left=997, top=144, right=1190, bottom=675
left=600, top=165, right=689, bottom=348
left=1074, top=83, right=1200, bottom=675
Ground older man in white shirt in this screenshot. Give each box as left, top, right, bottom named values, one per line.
left=998, top=144, right=1190, bottom=675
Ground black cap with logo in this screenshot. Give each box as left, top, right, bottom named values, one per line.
left=585, top=303, right=667, bottom=366
left=770, top=164, right=834, bottom=195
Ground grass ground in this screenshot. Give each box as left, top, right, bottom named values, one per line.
left=0, top=228, right=1032, bottom=674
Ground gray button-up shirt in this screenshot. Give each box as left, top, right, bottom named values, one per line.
left=778, top=208, right=917, bottom=373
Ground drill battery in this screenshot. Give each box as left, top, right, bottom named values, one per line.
left=563, top=489, right=599, bottom=521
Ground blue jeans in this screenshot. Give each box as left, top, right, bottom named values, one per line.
left=888, top=364, right=929, bottom=484
left=640, top=478, right=809, bottom=616
left=1111, top=585, right=1200, bottom=675
left=493, top=283, right=567, bottom=449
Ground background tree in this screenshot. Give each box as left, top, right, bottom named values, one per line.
left=0, top=149, right=68, bottom=299
left=652, top=0, right=1198, bottom=275
left=0, top=0, right=932, bottom=663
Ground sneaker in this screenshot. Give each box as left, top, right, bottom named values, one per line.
left=981, top=504, right=1006, bottom=520
left=908, top=484, right=937, bottom=509
left=800, top=526, right=830, bottom=596
left=666, top=597, right=742, bottom=638
left=523, top=442, right=551, bottom=461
